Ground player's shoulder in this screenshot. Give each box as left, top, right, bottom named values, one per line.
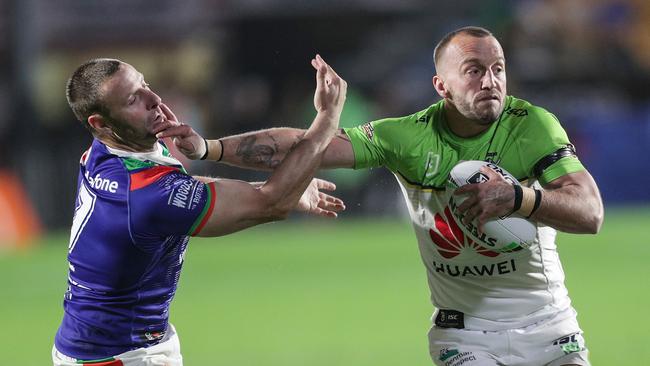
left=369, top=101, right=441, bottom=139
left=123, top=163, right=187, bottom=195
left=377, top=101, right=440, bottom=125
left=85, top=140, right=190, bottom=194
left=501, top=96, right=565, bottom=135
left=81, top=140, right=130, bottom=196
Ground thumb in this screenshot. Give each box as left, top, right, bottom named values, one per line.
left=314, top=60, right=326, bottom=89
left=174, top=137, right=196, bottom=153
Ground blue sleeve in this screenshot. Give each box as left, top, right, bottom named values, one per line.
left=128, top=167, right=215, bottom=250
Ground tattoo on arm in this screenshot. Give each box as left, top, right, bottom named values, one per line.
left=235, top=135, right=281, bottom=168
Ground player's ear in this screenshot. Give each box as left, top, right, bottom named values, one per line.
left=87, top=114, right=111, bottom=135
left=433, top=75, right=449, bottom=99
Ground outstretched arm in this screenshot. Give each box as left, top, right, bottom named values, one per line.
left=156, top=101, right=354, bottom=170
left=216, top=128, right=354, bottom=170
left=191, top=55, right=348, bottom=237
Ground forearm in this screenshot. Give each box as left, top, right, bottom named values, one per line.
left=257, top=113, right=338, bottom=215
left=206, top=128, right=305, bottom=171
left=208, top=127, right=354, bottom=171
left=530, top=184, right=604, bottom=234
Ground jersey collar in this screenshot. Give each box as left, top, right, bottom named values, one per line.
left=104, top=141, right=184, bottom=168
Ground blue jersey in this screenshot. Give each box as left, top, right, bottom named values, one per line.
left=55, top=139, right=215, bottom=360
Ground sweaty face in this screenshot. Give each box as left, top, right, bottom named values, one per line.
left=438, top=35, right=507, bottom=124
left=99, top=63, right=166, bottom=147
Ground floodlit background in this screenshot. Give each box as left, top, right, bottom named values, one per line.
left=0, top=0, right=648, bottom=364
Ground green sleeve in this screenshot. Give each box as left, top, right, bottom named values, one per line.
left=517, top=108, right=585, bottom=185
left=343, top=115, right=416, bottom=171
left=343, top=122, right=385, bottom=170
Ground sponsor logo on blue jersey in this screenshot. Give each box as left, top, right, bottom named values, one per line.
left=85, top=171, right=119, bottom=193
left=168, top=179, right=201, bottom=209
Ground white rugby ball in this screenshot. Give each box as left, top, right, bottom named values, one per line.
left=446, top=160, right=536, bottom=252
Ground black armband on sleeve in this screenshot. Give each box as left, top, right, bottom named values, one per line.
left=532, top=144, right=577, bottom=178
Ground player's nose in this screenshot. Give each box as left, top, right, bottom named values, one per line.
left=481, top=70, right=496, bottom=90
left=145, top=90, right=162, bottom=110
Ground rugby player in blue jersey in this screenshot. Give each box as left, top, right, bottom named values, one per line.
left=160, top=27, right=604, bottom=366
left=52, top=55, right=346, bottom=366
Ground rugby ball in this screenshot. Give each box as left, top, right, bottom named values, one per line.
left=446, top=160, right=536, bottom=252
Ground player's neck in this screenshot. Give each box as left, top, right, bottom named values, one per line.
left=98, top=134, right=157, bottom=153
left=443, top=101, right=492, bottom=138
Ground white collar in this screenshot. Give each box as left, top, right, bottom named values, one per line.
left=105, top=142, right=183, bottom=167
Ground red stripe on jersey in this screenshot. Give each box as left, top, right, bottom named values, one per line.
left=80, top=146, right=92, bottom=165
left=129, top=166, right=179, bottom=191
left=190, top=182, right=217, bottom=236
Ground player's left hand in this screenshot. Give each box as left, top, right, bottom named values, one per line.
left=454, top=166, right=516, bottom=230
left=155, top=103, right=207, bottom=160
left=296, top=178, right=346, bottom=218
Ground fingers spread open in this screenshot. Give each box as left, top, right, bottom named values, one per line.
left=319, top=192, right=345, bottom=210
left=316, top=208, right=338, bottom=218
left=315, top=178, right=336, bottom=191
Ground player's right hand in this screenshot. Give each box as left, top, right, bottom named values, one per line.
left=155, top=103, right=207, bottom=160
left=311, top=54, right=347, bottom=120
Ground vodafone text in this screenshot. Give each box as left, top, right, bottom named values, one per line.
left=85, top=171, right=118, bottom=193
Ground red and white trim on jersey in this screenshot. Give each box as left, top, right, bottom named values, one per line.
left=189, top=181, right=216, bottom=236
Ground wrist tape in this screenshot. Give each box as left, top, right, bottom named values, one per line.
left=512, top=186, right=543, bottom=218
left=200, top=138, right=209, bottom=160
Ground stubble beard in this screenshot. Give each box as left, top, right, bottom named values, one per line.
left=105, top=115, right=156, bottom=151
left=452, top=93, right=503, bottom=125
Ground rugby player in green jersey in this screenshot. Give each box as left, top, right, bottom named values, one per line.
left=159, top=26, right=603, bottom=366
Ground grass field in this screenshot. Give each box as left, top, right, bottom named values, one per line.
left=1, top=207, right=649, bottom=365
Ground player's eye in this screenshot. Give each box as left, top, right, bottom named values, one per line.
left=467, top=68, right=481, bottom=76
left=128, top=96, right=136, bottom=105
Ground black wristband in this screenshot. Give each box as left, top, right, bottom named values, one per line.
left=527, top=189, right=542, bottom=219
left=512, top=185, right=523, bottom=214
left=200, top=138, right=209, bottom=160
left=216, top=139, right=224, bottom=162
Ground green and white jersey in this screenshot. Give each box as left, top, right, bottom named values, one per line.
left=344, top=96, right=585, bottom=330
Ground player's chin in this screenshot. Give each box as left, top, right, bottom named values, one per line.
left=476, top=107, right=501, bottom=124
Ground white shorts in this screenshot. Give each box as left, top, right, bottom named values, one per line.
left=52, top=324, right=183, bottom=366
left=428, top=308, right=590, bottom=366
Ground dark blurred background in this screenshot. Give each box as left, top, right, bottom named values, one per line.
left=0, top=0, right=649, bottom=237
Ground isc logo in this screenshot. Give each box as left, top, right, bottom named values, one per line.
left=552, top=333, right=582, bottom=354
left=553, top=333, right=578, bottom=345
